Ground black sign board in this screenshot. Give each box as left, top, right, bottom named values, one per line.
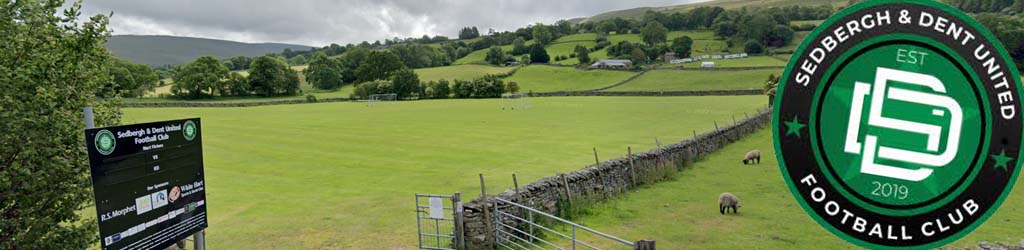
left=86, top=118, right=208, bottom=250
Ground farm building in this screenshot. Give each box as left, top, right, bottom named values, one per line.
left=702, top=62, right=715, bottom=68
left=664, top=52, right=677, bottom=62
left=589, top=59, right=633, bottom=69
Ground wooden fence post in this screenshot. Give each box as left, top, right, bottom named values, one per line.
left=512, top=173, right=519, bottom=195
left=628, top=147, right=637, bottom=189
left=593, top=147, right=599, bottom=165
left=479, top=174, right=494, bottom=248
left=560, top=174, right=574, bottom=208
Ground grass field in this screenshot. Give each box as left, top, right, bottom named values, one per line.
left=570, top=128, right=1024, bottom=249
left=778, top=31, right=812, bottom=52
left=454, top=40, right=535, bottom=65
left=587, top=31, right=729, bottom=63
left=457, top=31, right=722, bottom=65
left=121, top=96, right=768, bottom=249
left=607, top=69, right=780, bottom=92
left=790, top=20, right=825, bottom=26
left=504, top=65, right=638, bottom=92
left=678, top=56, right=787, bottom=68
left=413, top=64, right=516, bottom=82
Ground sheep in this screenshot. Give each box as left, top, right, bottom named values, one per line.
left=719, top=192, right=740, bottom=215
left=742, top=149, right=761, bottom=165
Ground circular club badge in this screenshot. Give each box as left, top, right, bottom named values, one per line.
left=773, top=0, right=1022, bottom=249
left=95, top=129, right=116, bottom=155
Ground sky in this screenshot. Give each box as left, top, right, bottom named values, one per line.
left=77, top=0, right=706, bottom=47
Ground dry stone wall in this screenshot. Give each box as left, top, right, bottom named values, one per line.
left=460, top=108, right=773, bottom=249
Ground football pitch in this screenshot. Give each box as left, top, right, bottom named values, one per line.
left=121, top=96, right=768, bottom=249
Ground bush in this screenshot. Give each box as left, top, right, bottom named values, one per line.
left=306, top=94, right=318, bottom=102
left=744, top=40, right=764, bottom=54
left=352, top=80, right=393, bottom=99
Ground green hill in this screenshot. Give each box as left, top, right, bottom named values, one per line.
left=105, top=35, right=313, bottom=66
left=583, top=0, right=847, bottom=23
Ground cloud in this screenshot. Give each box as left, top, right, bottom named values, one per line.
left=77, top=0, right=705, bottom=47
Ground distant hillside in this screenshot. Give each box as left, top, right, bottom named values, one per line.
left=583, top=0, right=848, bottom=23
left=105, top=35, right=313, bottom=66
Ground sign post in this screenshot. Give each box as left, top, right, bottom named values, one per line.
left=85, top=118, right=208, bottom=250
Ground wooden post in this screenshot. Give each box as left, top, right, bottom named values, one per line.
left=560, top=174, right=573, bottom=208
left=692, top=130, right=697, bottom=140
left=634, top=240, right=656, bottom=250
left=655, top=138, right=661, bottom=148
left=732, top=115, right=736, bottom=124
left=744, top=112, right=749, bottom=119
left=453, top=192, right=465, bottom=250
left=593, top=147, right=599, bottom=165
left=479, top=174, right=494, bottom=248
left=512, top=173, right=519, bottom=195
left=714, top=121, right=719, bottom=131
left=628, top=147, right=637, bottom=189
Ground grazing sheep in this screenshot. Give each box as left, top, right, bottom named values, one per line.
left=743, top=150, right=761, bottom=165
left=719, top=193, right=740, bottom=214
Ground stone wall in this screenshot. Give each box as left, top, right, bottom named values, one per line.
left=460, top=108, right=773, bottom=249
left=530, top=89, right=762, bottom=97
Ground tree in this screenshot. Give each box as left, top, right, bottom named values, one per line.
left=671, top=36, right=694, bottom=58
left=485, top=46, right=507, bottom=65
left=249, top=56, right=300, bottom=96
left=765, top=25, right=796, bottom=47
left=630, top=47, right=648, bottom=65
left=430, top=79, right=451, bottom=98
left=108, top=58, right=159, bottom=97
left=223, top=72, right=249, bottom=96
left=574, top=45, right=592, bottom=65
left=745, top=40, right=765, bottom=54
left=641, top=21, right=668, bottom=45
left=389, top=68, right=420, bottom=99
left=511, top=37, right=530, bottom=55
left=529, top=44, right=550, bottom=64
left=713, top=21, right=739, bottom=38
left=459, top=26, right=480, bottom=39
left=976, top=13, right=1024, bottom=71
left=596, top=20, right=618, bottom=34
left=288, top=54, right=307, bottom=66
left=305, top=53, right=343, bottom=90
left=228, top=56, right=253, bottom=70
left=452, top=79, right=473, bottom=98
left=532, top=24, right=554, bottom=45
left=355, top=51, right=406, bottom=83
left=172, top=56, right=229, bottom=99
left=506, top=81, right=521, bottom=94
left=2, top=1, right=120, bottom=248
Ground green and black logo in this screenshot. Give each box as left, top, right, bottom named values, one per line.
left=183, top=120, right=197, bottom=141
left=773, top=0, right=1022, bottom=248
left=95, top=129, right=116, bottom=155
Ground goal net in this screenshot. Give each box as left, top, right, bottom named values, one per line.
left=501, top=93, right=531, bottom=110
left=367, top=93, right=397, bottom=107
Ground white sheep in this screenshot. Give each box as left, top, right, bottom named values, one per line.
left=743, top=149, right=761, bottom=165
left=719, top=192, right=740, bottom=214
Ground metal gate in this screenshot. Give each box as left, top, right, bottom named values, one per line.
left=415, top=193, right=465, bottom=250
left=493, top=197, right=650, bottom=250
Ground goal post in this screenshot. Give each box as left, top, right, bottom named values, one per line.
left=501, top=93, right=531, bottom=110
left=367, top=93, right=397, bottom=107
